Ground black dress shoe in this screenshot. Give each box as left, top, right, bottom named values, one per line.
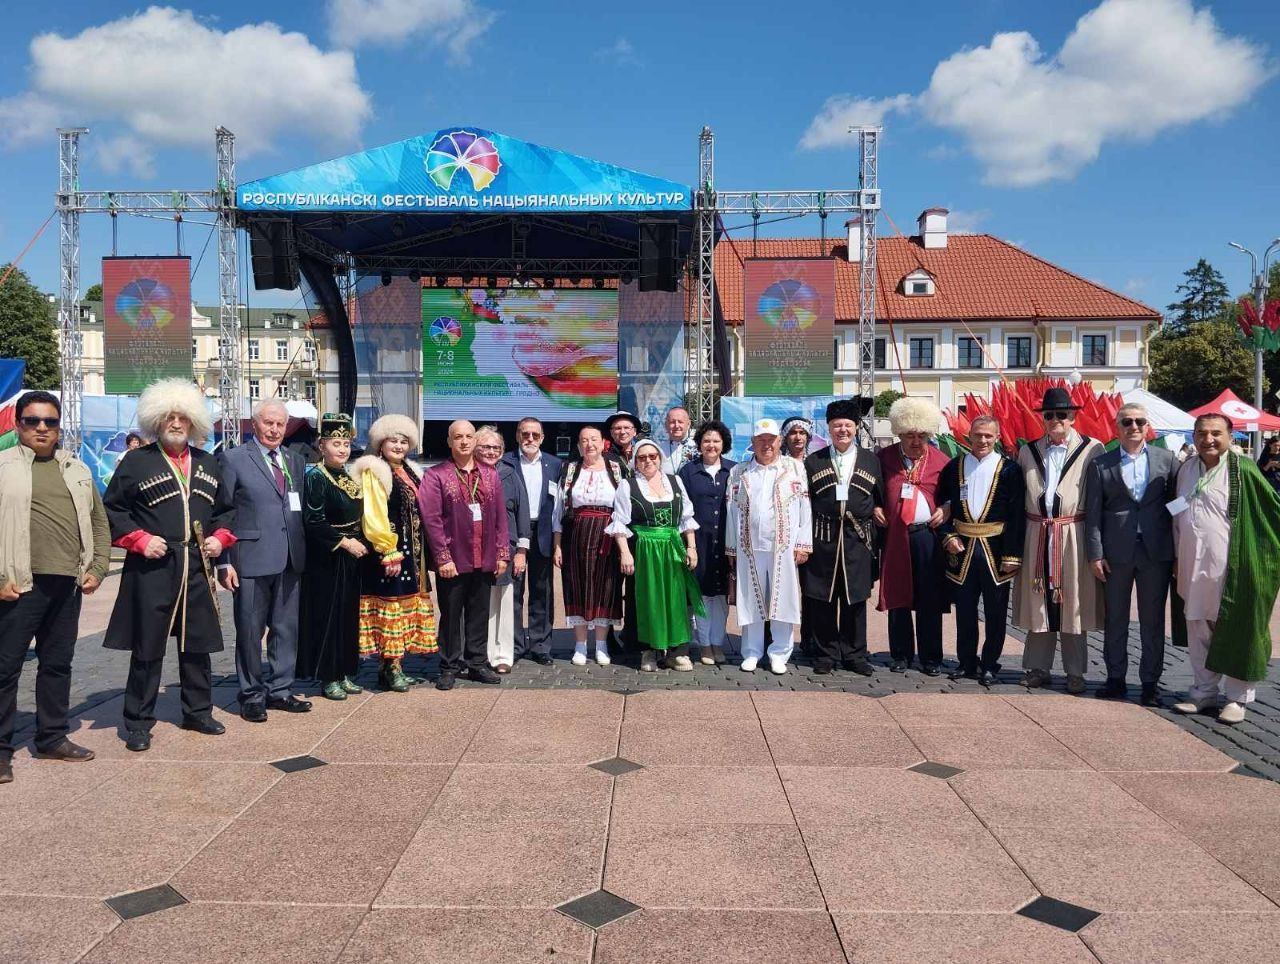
left=240, top=703, right=268, bottom=723
left=949, top=667, right=979, bottom=681
left=125, top=731, right=151, bottom=752
left=1140, top=683, right=1159, bottom=706
left=181, top=716, right=226, bottom=736
left=36, top=739, right=96, bottom=762
left=267, top=696, right=313, bottom=713
left=527, top=652, right=553, bottom=666
left=812, top=660, right=834, bottom=676
left=844, top=660, right=875, bottom=677
left=467, top=666, right=502, bottom=685
left=0, top=760, right=13, bottom=783
left=889, top=659, right=908, bottom=673
left=1096, top=679, right=1128, bottom=700
left=921, top=664, right=943, bottom=678
left=977, top=669, right=997, bottom=687
left=435, top=672, right=456, bottom=691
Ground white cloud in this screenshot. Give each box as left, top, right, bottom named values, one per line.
left=799, top=94, right=912, bottom=150
left=0, top=7, right=372, bottom=156
left=94, top=133, right=156, bottom=180
left=594, top=37, right=640, bottom=67
left=944, top=208, right=990, bottom=235
left=802, top=0, right=1272, bottom=186
left=326, top=0, right=494, bottom=63
left=1123, top=277, right=1151, bottom=294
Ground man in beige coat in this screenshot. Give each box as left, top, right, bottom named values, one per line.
left=1013, top=387, right=1105, bottom=693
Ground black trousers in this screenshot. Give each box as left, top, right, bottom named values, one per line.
left=437, top=570, right=493, bottom=675
left=0, top=575, right=81, bottom=758
left=513, top=544, right=554, bottom=657
left=953, top=561, right=1010, bottom=673
left=887, top=526, right=945, bottom=667
left=807, top=583, right=868, bottom=669
left=123, top=648, right=213, bottom=734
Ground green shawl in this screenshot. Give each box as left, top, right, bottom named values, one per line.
left=1207, top=451, right=1280, bottom=681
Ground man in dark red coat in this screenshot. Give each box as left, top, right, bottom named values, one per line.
left=875, top=397, right=950, bottom=675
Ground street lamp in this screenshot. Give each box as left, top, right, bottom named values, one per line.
left=1227, top=238, right=1280, bottom=452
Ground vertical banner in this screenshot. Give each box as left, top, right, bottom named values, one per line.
left=103, top=256, right=192, bottom=394
left=617, top=282, right=685, bottom=439
left=743, top=258, right=835, bottom=396
left=353, top=274, right=423, bottom=437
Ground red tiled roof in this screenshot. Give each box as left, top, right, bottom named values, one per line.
left=714, top=235, right=1159, bottom=324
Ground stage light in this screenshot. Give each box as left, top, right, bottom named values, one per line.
left=487, top=275, right=498, bottom=288
left=381, top=272, right=392, bottom=287
left=620, top=271, right=634, bottom=286
left=587, top=217, right=603, bottom=239
left=391, top=216, right=406, bottom=238
left=542, top=277, right=555, bottom=289
left=594, top=277, right=605, bottom=289
left=435, top=274, right=448, bottom=288
left=408, top=270, right=422, bottom=283
left=452, top=217, right=467, bottom=236
left=514, top=220, right=531, bottom=239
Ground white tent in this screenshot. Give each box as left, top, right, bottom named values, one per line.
left=1121, top=388, right=1195, bottom=434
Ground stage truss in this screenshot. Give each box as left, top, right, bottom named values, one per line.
left=54, top=126, right=878, bottom=444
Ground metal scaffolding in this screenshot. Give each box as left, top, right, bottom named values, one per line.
left=52, top=128, right=243, bottom=449
left=689, top=127, right=717, bottom=425
left=854, top=126, right=881, bottom=418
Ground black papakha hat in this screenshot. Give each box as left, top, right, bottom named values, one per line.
left=825, top=397, right=872, bottom=422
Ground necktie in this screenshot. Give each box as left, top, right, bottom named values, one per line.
left=268, top=449, right=286, bottom=495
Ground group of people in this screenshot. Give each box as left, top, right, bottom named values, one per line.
left=1, top=379, right=1278, bottom=782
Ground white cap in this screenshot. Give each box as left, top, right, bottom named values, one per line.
left=752, top=417, right=781, bottom=438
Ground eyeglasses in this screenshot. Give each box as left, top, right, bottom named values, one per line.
left=18, top=416, right=59, bottom=429
left=1120, top=418, right=1148, bottom=428
left=635, top=453, right=660, bottom=462
left=518, top=430, right=543, bottom=439
left=1041, top=411, right=1071, bottom=421
left=476, top=444, right=502, bottom=453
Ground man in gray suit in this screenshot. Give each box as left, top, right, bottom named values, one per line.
left=218, top=399, right=309, bottom=721
left=1085, top=402, right=1178, bottom=705
left=502, top=417, right=562, bottom=664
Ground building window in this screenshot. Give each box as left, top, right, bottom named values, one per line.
left=1082, top=334, right=1108, bottom=366
left=874, top=337, right=886, bottom=370
left=901, top=270, right=935, bottom=297
left=247, top=339, right=260, bottom=361
left=248, top=378, right=261, bottom=400
left=957, top=336, right=984, bottom=369
left=304, top=380, right=317, bottom=403
left=1008, top=336, right=1033, bottom=369
left=191, top=338, right=199, bottom=361
left=275, top=339, right=289, bottom=362
left=909, top=337, right=934, bottom=369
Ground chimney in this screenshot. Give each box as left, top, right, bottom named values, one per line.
left=918, top=208, right=948, bottom=249
left=844, top=217, right=863, bottom=262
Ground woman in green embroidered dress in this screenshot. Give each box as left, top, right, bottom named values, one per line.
left=609, top=438, right=705, bottom=672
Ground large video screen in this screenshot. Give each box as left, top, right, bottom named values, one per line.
left=422, top=287, right=619, bottom=421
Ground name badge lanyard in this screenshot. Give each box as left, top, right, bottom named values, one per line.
left=264, top=451, right=293, bottom=488
left=456, top=466, right=483, bottom=521
left=899, top=449, right=924, bottom=523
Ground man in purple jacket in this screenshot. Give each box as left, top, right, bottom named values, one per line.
left=419, top=420, right=510, bottom=690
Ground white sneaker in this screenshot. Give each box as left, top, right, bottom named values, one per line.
left=571, top=651, right=588, bottom=667
left=770, top=658, right=788, bottom=675
left=740, top=657, right=758, bottom=673
left=1172, top=696, right=1219, bottom=715
left=594, top=649, right=611, bottom=666
left=669, top=655, right=693, bottom=672
left=1218, top=701, right=1246, bottom=725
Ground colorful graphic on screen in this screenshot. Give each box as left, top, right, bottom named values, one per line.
left=757, top=279, right=820, bottom=332
left=115, top=279, right=178, bottom=329
left=422, top=287, right=619, bottom=420
left=425, top=131, right=501, bottom=192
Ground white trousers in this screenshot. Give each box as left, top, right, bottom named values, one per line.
left=1022, top=631, right=1088, bottom=677
left=740, top=552, right=795, bottom=663
left=693, top=594, right=729, bottom=648
left=487, top=582, right=515, bottom=668
left=1187, top=619, right=1256, bottom=703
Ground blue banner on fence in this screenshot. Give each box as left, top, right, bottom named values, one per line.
left=718, top=396, right=842, bottom=462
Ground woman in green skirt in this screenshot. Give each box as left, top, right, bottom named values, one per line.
left=610, top=438, right=705, bottom=672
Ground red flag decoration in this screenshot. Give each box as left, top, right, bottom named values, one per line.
left=1236, top=297, right=1280, bottom=351
left=943, top=377, right=1140, bottom=453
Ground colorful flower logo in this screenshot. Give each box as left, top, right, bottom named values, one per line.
left=429, top=315, right=463, bottom=346
left=426, top=131, right=501, bottom=192
left=115, top=278, right=177, bottom=329
left=757, top=278, right=820, bottom=331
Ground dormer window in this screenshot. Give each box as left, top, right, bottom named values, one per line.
left=901, top=268, right=936, bottom=297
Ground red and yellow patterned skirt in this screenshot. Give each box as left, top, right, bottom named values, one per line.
left=358, top=591, right=438, bottom=658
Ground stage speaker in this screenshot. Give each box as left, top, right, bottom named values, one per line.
left=249, top=220, right=300, bottom=291
left=639, top=220, right=678, bottom=292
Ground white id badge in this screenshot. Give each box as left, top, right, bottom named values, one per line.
left=470, top=503, right=483, bottom=522
left=835, top=481, right=850, bottom=501
left=901, top=483, right=915, bottom=499
left=288, top=491, right=302, bottom=511
left=1166, top=497, right=1189, bottom=516
left=548, top=480, right=558, bottom=498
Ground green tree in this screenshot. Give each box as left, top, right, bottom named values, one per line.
left=1148, top=318, right=1260, bottom=411
left=874, top=389, right=904, bottom=417
left=1165, top=258, right=1231, bottom=334
left=84, top=283, right=103, bottom=302
left=0, top=265, right=60, bottom=389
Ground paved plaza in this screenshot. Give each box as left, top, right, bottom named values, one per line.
left=3, top=574, right=1279, bottom=962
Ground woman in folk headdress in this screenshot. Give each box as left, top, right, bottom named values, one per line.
left=350, top=414, right=437, bottom=692
left=297, top=414, right=367, bottom=700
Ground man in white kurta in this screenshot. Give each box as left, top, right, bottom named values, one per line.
left=1170, top=415, right=1254, bottom=723
left=726, top=419, right=812, bottom=674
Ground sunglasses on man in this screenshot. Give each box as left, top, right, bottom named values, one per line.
left=1120, top=417, right=1148, bottom=428
left=1041, top=410, right=1072, bottom=421
left=18, top=416, right=60, bottom=429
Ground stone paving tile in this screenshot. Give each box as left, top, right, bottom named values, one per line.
left=623, top=689, right=759, bottom=721
left=0, top=758, right=136, bottom=831
left=897, top=724, right=1092, bottom=771
left=427, top=764, right=613, bottom=828
left=460, top=714, right=620, bottom=765
left=991, top=825, right=1276, bottom=912
left=1080, top=911, right=1280, bottom=963
left=1047, top=723, right=1239, bottom=772
left=241, top=763, right=453, bottom=826
left=486, top=688, right=624, bottom=719
left=750, top=690, right=895, bottom=724
left=376, top=821, right=605, bottom=909
left=832, top=912, right=1098, bottom=963
left=779, top=767, right=981, bottom=831
left=595, top=910, right=847, bottom=964
left=804, top=826, right=1037, bottom=913
left=339, top=909, right=594, bottom=963
left=82, top=902, right=367, bottom=963
left=311, top=693, right=494, bottom=764
left=619, top=718, right=767, bottom=767
left=76, top=761, right=281, bottom=821
left=0, top=895, right=120, bottom=964
left=610, top=766, right=793, bottom=827
left=761, top=721, right=924, bottom=768
left=951, top=770, right=1170, bottom=831
left=881, top=692, right=1033, bottom=728
left=604, top=822, right=824, bottom=910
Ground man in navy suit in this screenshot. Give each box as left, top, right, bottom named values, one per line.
left=218, top=400, right=309, bottom=720
left=503, top=417, right=562, bottom=664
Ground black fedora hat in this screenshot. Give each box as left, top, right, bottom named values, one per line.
left=604, top=410, right=641, bottom=434
left=1035, top=386, right=1082, bottom=412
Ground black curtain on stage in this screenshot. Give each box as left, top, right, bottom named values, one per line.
left=299, top=254, right=356, bottom=416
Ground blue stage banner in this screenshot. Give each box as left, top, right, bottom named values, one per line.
left=617, top=283, right=686, bottom=441
left=718, top=396, right=841, bottom=462
left=239, top=127, right=692, bottom=214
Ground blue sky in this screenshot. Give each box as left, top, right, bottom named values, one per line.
left=1, top=0, right=1277, bottom=310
